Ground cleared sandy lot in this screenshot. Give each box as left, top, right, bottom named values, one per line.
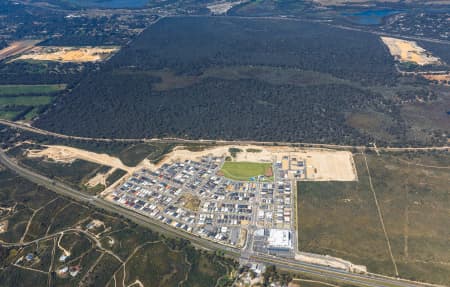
left=158, top=145, right=357, bottom=181
left=14, top=46, right=119, bottom=63
left=381, top=36, right=442, bottom=66
left=86, top=167, right=116, bottom=187
left=207, top=1, right=246, bottom=14
left=26, top=145, right=131, bottom=172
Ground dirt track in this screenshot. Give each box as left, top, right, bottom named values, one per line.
left=0, top=40, right=41, bottom=61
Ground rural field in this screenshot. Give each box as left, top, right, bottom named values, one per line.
left=297, top=151, right=450, bottom=285
left=0, top=96, right=52, bottom=106
left=0, top=84, right=65, bottom=95
left=0, top=96, right=53, bottom=121
left=0, top=84, right=66, bottom=121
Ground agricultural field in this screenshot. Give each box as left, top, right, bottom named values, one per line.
left=220, top=162, right=273, bottom=181
left=0, top=96, right=52, bottom=106
left=0, top=95, right=54, bottom=121
left=297, top=151, right=450, bottom=285
left=0, top=84, right=65, bottom=95
left=0, top=165, right=237, bottom=287
left=0, top=84, right=66, bottom=121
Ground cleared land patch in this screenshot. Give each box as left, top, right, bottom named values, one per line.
left=297, top=152, right=450, bottom=285
left=422, top=73, right=450, bottom=85
left=14, top=46, right=119, bottom=63
left=0, top=40, right=41, bottom=61
left=155, top=145, right=356, bottom=182
left=26, top=145, right=132, bottom=172
left=381, top=37, right=442, bottom=66
left=207, top=1, right=247, bottom=14
left=220, top=161, right=273, bottom=181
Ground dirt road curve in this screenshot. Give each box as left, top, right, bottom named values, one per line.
left=0, top=119, right=448, bottom=152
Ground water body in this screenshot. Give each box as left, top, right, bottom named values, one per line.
left=346, top=9, right=401, bottom=25
left=67, top=0, right=149, bottom=8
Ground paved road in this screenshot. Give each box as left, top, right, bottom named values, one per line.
left=0, top=149, right=241, bottom=256
left=0, top=149, right=440, bottom=287
left=1, top=119, right=448, bottom=152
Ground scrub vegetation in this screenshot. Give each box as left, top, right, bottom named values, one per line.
left=297, top=151, right=450, bottom=285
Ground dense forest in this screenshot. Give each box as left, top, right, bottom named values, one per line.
left=35, top=17, right=447, bottom=146
left=106, top=17, right=397, bottom=85
left=37, top=73, right=381, bottom=143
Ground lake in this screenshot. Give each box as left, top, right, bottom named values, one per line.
left=346, top=9, right=401, bottom=25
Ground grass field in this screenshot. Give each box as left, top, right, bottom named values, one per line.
left=0, top=95, right=53, bottom=121
left=0, top=96, right=53, bottom=106
left=220, top=161, right=272, bottom=181
left=0, top=84, right=64, bottom=121
left=0, top=110, right=20, bottom=120
left=297, top=152, right=450, bottom=285
left=0, top=84, right=66, bottom=95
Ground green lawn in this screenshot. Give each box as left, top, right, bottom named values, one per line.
left=0, top=96, right=53, bottom=106
left=0, top=84, right=66, bottom=95
left=220, top=161, right=272, bottom=181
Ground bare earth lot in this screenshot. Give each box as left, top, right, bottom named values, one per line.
left=26, top=145, right=132, bottom=172
left=13, top=46, right=119, bottom=63
left=381, top=37, right=442, bottom=66
left=422, top=73, right=450, bottom=85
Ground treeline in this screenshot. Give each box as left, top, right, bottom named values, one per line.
left=0, top=61, right=90, bottom=85
left=108, top=17, right=398, bottom=85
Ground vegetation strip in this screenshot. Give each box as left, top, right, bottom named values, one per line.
left=0, top=84, right=66, bottom=95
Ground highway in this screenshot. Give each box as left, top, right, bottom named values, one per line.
left=0, top=149, right=441, bottom=287
left=0, top=119, right=449, bottom=152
